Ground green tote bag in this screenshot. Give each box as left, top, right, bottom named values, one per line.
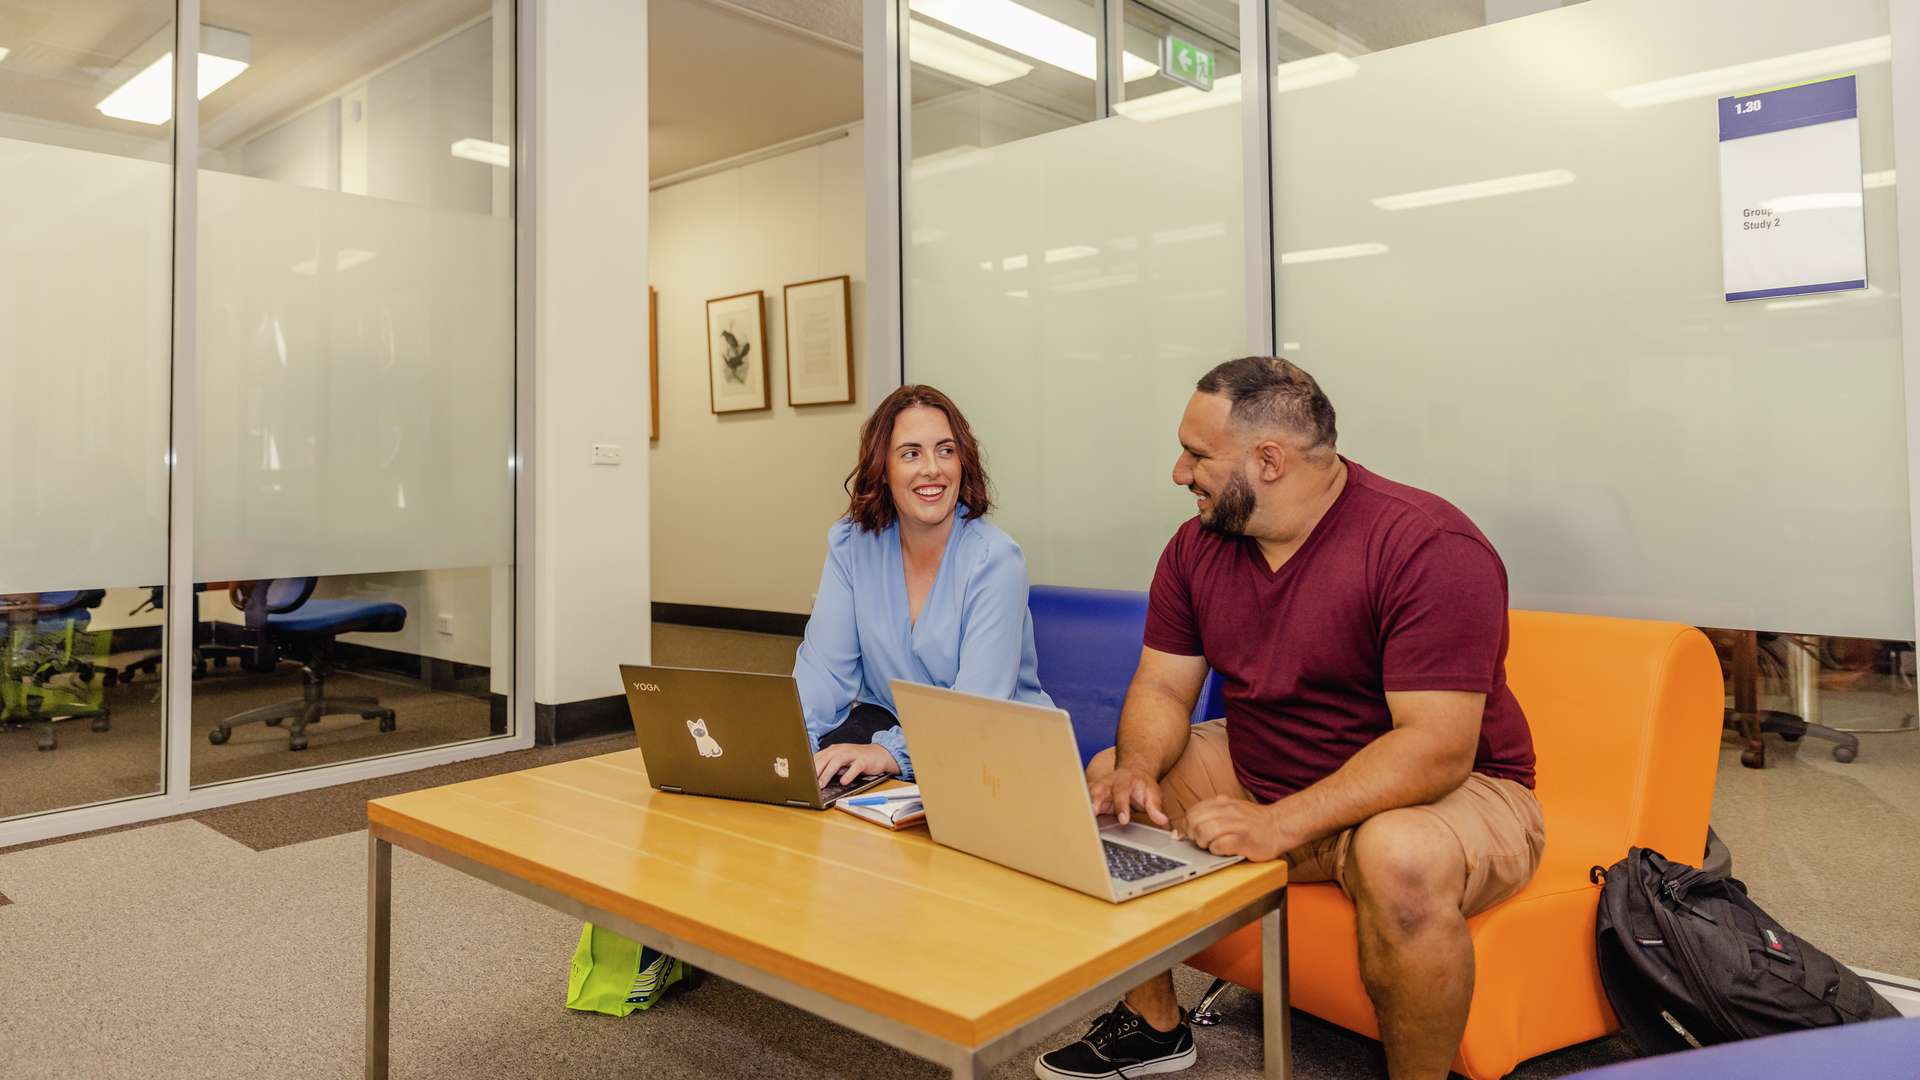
left=565, top=923, right=693, bottom=1016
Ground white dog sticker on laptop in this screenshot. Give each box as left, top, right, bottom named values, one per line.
left=687, top=718, right=724, bottom=758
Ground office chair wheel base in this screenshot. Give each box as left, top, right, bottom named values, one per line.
left=265, top=717, right=283, bottom=726
left=1740, top=748, right=1765, bottom=769
left=372, top=712, right=397, bottom=733
left=208, top=727, right=231, bottom=745
left=91, top=717, right=110, bottom=733
left=1833, top=744, right=1858, bottom=763
left=289, top=735, right=309, bottom=751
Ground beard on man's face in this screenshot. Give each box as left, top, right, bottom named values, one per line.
left=1196, top=470, right=1257, bottom=537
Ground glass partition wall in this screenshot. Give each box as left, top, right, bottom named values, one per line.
left=0, top=0, right=522, bottom=842
left=895, top=0, right=1920, bottom=980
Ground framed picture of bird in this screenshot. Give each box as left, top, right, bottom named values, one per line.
left=705, top=290, right=770, bottom=414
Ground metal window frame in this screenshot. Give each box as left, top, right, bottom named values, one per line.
left=1894, top=0, right=1920, bottom=651
left=0, top=0, right=533, bottom=850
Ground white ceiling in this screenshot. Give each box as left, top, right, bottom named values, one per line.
left=649, top=0, right=865, bottom=180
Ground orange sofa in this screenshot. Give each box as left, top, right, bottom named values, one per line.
left=1184, top=611, right=1725, bottom=1079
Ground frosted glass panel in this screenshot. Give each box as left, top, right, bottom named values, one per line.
left=1273, top=0, right=1909, bottom=640
left=905, top=102, right=1246, bottom=587
left=195, top=172, right=513, bottom=579
left=0, top=140, right=170, bottom=594
left=0, top=0, right=173, bottom=821
left=193, top=0, right=513, bottom=784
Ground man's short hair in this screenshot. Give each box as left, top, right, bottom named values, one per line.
left=1195, top=356, right=1338, bottom=455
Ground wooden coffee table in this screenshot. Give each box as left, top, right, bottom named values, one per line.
left=365, top=750, right=1292, bottom=1078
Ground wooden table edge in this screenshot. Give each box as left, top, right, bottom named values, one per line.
left=366, top=802, right=1288, bottom=1048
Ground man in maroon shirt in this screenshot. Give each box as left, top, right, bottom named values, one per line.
left=1036, top=357, right=1544, bottom=1080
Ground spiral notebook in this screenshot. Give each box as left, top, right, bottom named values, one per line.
left=832, top=785, right=926, bottom=830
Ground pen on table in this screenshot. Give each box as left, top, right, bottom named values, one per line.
left=845, top=793, right=918, bottom=806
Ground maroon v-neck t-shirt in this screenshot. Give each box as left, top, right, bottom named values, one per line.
left=1144, top=458, right=1535, bottom=803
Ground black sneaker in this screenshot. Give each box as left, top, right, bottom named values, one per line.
left=1034, top=1002, right=1197, bottom=1079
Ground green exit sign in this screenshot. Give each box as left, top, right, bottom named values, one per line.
left=1160, top=34, right=1216, bottom=92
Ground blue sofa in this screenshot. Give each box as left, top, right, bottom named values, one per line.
left=1027, top=585, right=1219, bottom=762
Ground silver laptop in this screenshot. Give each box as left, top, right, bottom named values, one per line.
left=891, top=681, right=1242, bottom=902
left=620, top=665, right=889, bottom=809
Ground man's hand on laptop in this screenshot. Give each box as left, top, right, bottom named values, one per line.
left=1088, top=761, right=1171, bottom=830
left=814, top=742, right=901, bottom=787
left=1183, top=796, right=1292, bottom=862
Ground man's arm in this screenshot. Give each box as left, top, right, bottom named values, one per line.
left=1185, top=690, right=1482, bottom=860
left=1090, top=646, right=1210, bottom=827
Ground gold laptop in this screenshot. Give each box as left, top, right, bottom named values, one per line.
left=891, top=681, right=1242, bottom=902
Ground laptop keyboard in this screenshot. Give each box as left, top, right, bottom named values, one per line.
left=819, top=774, right=885, bottom=802
left=1104, top=840, right=1188, bottom=882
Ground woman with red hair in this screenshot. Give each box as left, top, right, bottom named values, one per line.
left=795, top=385, right=1052, bottom=788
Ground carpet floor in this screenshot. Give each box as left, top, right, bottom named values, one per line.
left=3, top=624, right=1915, bottom=1078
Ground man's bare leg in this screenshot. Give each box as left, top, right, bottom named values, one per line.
left=1346, top=809, right=1473, bottom=1080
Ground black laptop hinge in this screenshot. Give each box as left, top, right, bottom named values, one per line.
left=660, top=785, right=684, bottom=794
left=785, top=799, right=813, bottom=808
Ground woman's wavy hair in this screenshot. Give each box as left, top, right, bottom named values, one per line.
left=844, top=385, right=992, bottom=532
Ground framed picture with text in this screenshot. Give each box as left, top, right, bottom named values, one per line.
left=706, top=290, right=769, bottom=414
left=783, top=275, right=854, bottom=407
left=649, top=286, right=660, bottom=440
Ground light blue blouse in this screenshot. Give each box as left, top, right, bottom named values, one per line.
left=792, top=512, right=1052, bottom=779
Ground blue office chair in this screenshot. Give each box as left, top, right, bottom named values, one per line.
left=206, top=578, right=407, bottom=751
left=1, top=590, right=112, bottom=750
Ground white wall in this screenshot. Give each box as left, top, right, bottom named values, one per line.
left=535, top=0, right=652, bottom=705
left=648, top=128, right=869, bottom=616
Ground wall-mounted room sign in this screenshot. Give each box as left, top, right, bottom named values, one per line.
left=1718, top=74, right=1867, bottom=302
left=1161, top=34, right=1215, bottom=92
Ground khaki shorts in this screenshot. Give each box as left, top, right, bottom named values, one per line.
left=1154, top=720, right=1546, bottom=917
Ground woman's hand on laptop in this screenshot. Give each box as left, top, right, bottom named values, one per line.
left=814, top=742, right=902, bottom=787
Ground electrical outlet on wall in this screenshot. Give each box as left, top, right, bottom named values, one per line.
left=436, top=613, right=455, bottom=636
left=592, top=443, right=623, bottom=465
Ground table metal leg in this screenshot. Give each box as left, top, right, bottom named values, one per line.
left=367, top=832, right=392, bottom=1080
left=1262, top=892, right=1291, bottom=1080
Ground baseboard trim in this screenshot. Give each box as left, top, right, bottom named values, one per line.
left=1856, top=968, right=1920, bottom=1017
left=535, top=695, right=630, bottom=745
left=653, top=603, right=807, bottom=637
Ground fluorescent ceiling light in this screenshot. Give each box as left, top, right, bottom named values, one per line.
left=1864, top=169, right=1896, bottom=189
left=1280, top=242, right=1387, bottom=265
left=1001, top=254, right=1029, bottom=270
left=1005, top=289, right=1030, bottom=299
left=1044, top=244, right=1098, bottom=263
left=910, top=19, right=1032, bottom=86
left=1372, top=169, right=1574, bottom=211
left=912, top=226, right=948, bottom=245
left=1282, top=342, right=1302, bottom=352
left=1152, top=223, right=1228, bottom=245
left=0, top=47, right=10, bottom=64
left=96, top=24, right=251, bottom=125
left=910, top=0, right=1156, bottom=82
left=1116, top=54, right=1358, bottom=123
left=291, top=249, right=379, bottom=276
left=1607, top=37, right=1890, bottom=108
left=450, top=138, right=510, bottom=168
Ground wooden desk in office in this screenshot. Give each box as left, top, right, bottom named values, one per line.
left=364, top=750, right=1292, bottom=1079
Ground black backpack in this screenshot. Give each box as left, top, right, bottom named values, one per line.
left=1594, top=847, right=1899, bottom=1054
